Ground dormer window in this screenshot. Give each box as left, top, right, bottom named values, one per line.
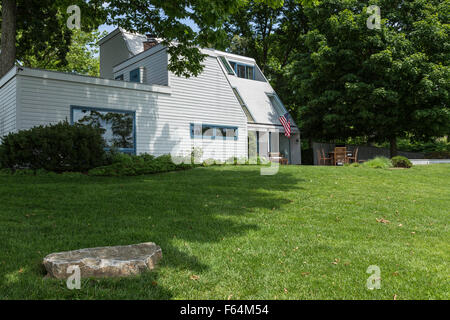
left=229, top=61, right=254, bottom=80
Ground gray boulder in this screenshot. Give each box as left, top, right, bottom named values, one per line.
left=43, top=242, right=162, bottom=279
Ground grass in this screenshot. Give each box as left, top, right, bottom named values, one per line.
left=0, top=164, right=448, bottom=300
left=362, top=157, right=393, bottom=169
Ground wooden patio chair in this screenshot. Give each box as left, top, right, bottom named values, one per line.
left=316, top=149, right=332, bottom=165
left=347, top=147, right=359, bottom=163
left=269, top=152, right=288, bottom=165
left=334, top=147, right=347, bottom=165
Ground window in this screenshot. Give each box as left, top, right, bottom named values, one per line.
left=115, top=74, right=124, bottom=81
left=190, top=124, right=238, bottom=140
left=229, top=61, right=255, bottom=80
left=236, top=64, right=246, bottom=78
left=129, top=68, right=141, bottom=83
left=202, top=125, right=214, bottom=137
left=232, top=88, right=254, bottom=123
left=72, top=106, right=136, bottom=154
left=246, top=66, right=254, bottom=80
left=218, top=56, right=235, bottom=75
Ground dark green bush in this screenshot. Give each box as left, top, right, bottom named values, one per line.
left=88, top=154, right=193, bottom=176
left=0, top=121, right=106, bottom=172
left=391, top=156, right=413, bottom=168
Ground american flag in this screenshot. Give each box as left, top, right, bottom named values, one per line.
left=279, top=112, right=291, bottom=138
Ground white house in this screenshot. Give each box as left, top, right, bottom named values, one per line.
left=0, top=28, right=301, bottom=164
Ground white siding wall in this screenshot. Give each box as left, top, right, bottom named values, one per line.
left=100, top=32, right=132, bottom=80
left=113, top=48, right=169, bottom=86
left=17, top=75, right=166, bottom=155
left=167, top=56, right=248, bottom=161
left=15, top=57, right=247, bottom=161
left=0, top=77, right=17, bottom=137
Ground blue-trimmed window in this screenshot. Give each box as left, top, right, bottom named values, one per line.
left=229, top=61, right=255, bottom=80
left=190, top=123, right=238, bottom=141
left=129, top=68, right=140, bottom=83
left=71, top=106, right=136, bottom=154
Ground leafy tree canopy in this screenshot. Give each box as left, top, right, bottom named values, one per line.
left=0, top=0, right=106, bottom=76
left=105, top=0, right=315, bottom=77
left=24, top=29, right=107, bottom=77
left=288, top=0, right=449, bottom=155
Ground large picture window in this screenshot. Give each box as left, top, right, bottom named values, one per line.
left=71, top=106, right=136, bottom=154
left=190, top=123, right=238, bottom=141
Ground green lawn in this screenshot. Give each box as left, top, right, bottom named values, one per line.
left=0, top=165, right=448, bottom=300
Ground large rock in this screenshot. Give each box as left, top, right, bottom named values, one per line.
left=43, top=242, right=162, bottom=279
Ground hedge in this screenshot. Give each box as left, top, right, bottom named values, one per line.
left=0, top=121, right=106, bottom=172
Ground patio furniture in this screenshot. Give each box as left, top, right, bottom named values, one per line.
left=347, top=147, right=359, bottom=163
left=334, top=147, right=347, bottom=165
left=269, top=152, right=288, bottom=165
left=317, top=149, right=332, bottom=165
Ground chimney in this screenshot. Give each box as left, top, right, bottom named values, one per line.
left=143, top=34, right=158, bottom=51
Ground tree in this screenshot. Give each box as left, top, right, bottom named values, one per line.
left=24, top=29, right=106, bottom=77
left=223, top=0, right=310, bottom=122
left=105, top=0, right=246, bottom=78
left=0, top=0, right=106, bottom=77
left=105, top=0, right=313, bottom=77
left=0, top=0, right=16, bottom=77
left=289, top=0, right=449, bottom=156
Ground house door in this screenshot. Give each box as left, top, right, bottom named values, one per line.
left=279, top=134, right=290, bottom=164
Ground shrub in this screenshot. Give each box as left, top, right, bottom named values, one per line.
left=88, top=154, right=192, bottom=176
left=391, top=156, right=413, bottom=168
left=363, top=157, right=393, bottom=169
left=0, top=121, right=106, bottom=172
left=424, top=151, right=450, bottom=159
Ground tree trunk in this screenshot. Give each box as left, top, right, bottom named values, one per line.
left=389, top=136, right=398, bottom=158
left=0, top=0, right=17, bottom=78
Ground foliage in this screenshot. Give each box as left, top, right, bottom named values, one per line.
left=362, top=157, right=393, bottom=169
left=424, top=151, right=450, bottom=159
left=0, top=120, right=106, bottom=172
left=88, top=154, right=193, bottom=176
left=25, top=29, right=106, bottom=77
left=289, top=0, right=450, bottom=156
left=378, top=137, right=450, bottom=154
left=105, top=0, right=301, bottom=77
left=391, top=156, right=413, bottom=168
left=0, top=0, right=106, bottom=76
left=224, top=0, right=310, bottom=122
